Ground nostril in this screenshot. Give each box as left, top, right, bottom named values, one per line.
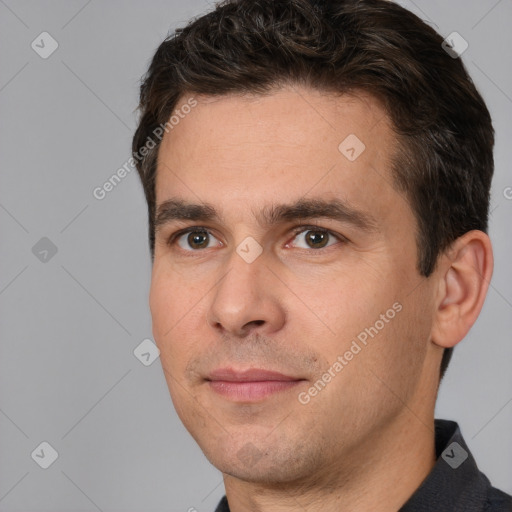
left=244, top=320, right=265, bottom=329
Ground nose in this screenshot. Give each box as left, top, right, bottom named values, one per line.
left=206, top=247, right=286, bottom=338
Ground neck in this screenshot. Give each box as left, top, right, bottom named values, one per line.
left=222, top=411, right=436, bottom=512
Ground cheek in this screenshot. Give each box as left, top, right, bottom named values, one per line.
left=149, top=269, right=203, bottom=360
left=302, top=268, right=396, bottom=343
left=149, top=273, right=174, bottom=341
left=301, top=266, right=423, bottom=386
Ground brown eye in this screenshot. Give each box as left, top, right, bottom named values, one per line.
left=305, top=231, right=329, bottom=248
left=175, top=229, right=218, bottom=250
left=291, top=228, right=339, bottom=250
left=187, top=231, right=209, bottom=249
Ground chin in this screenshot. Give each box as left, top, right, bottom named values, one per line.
left=215, top=459, right=306, bottom=485
left=200, top=439, right=319, bottom=485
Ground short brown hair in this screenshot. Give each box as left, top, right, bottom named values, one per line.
left=132, top=0, right=495, bottom=379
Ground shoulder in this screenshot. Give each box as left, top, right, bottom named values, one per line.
left=484, top=486, right=512, bottom=511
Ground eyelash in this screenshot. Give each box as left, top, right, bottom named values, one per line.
left=167, top=225, right=346, bottom=252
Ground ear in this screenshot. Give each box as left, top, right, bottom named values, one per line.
left=431, top=230, right=493, bottom=349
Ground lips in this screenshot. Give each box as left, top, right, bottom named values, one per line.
left=207, top=367, right=300, bottom=382
left=206, top=367, right=305, bottom=402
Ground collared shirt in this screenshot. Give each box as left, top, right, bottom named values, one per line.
left=214, top=419, right=512, bottom=511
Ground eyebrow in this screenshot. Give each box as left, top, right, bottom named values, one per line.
left=154, top=197, right=379, bottom=233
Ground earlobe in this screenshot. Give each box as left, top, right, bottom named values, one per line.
left=431, top=230, right=493, bottom=349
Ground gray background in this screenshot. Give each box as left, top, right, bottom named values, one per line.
left=0, top=0, right=511, bottom=510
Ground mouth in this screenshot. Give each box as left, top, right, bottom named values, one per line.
left=205, top=367, right=306, bottom=402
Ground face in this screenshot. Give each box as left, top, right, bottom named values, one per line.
left=150, top=86, right=439, bottom=485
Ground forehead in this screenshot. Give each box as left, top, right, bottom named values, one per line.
left=154, top=86, right=406, bottom=230
left=158, top=87, right=392, bottom=164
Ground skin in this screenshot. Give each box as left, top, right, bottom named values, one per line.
left=149, top=85, right=493, bottom=512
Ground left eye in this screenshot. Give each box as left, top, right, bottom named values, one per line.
left=289, top=228, right=341, bottom=249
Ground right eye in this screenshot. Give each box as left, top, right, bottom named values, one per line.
left=171, top=228, right=222, bottom=251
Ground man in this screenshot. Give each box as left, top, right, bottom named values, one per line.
left=131, top=0, right=511, bottom=510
